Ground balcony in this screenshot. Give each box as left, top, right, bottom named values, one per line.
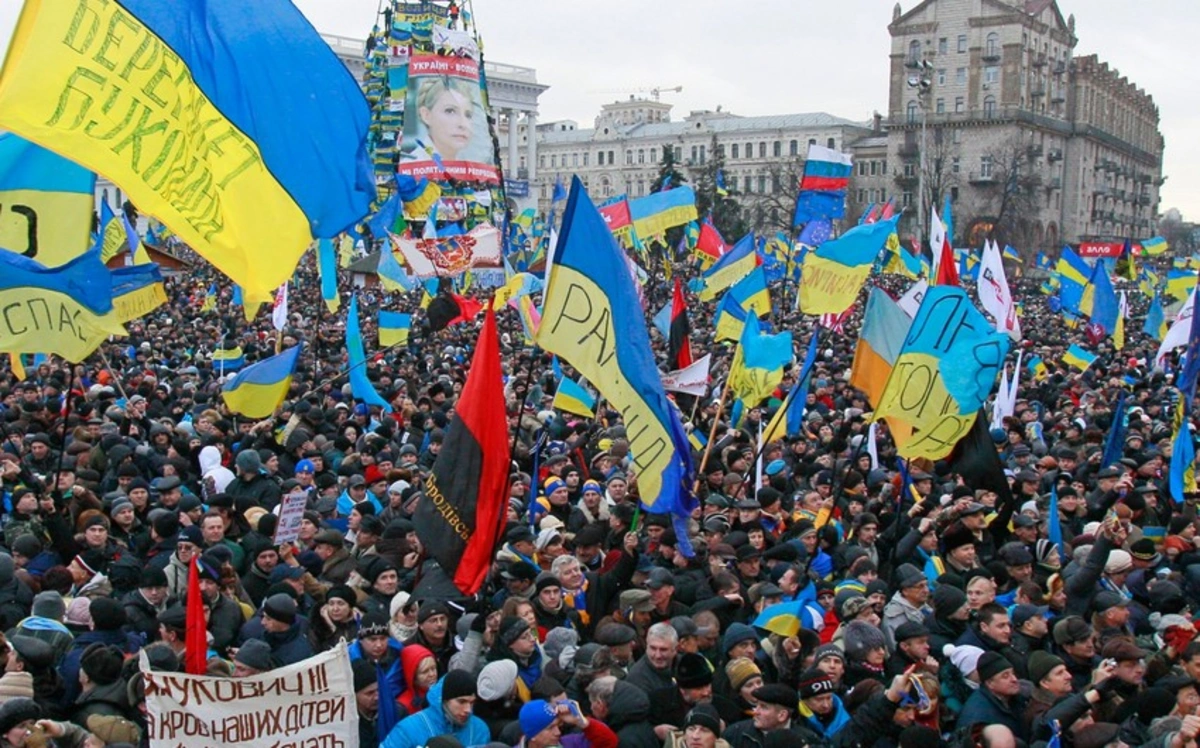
left=904, top=57, right=922, bottom=69
left=982, top=49, right=1001, bottom=63
left=1053, top=61, right=1067, bottom=75
left=898, top=143, right=920, bottom=158
left=1047, top=177, right=1062, bottom=189
left=1051, top=94, right=1065, bottom=104
left=894, top=173, right=919, bottom=188
left=1093, top=187, right=1110, bottom=196
left=969, top=171, right=997, bottom=184
left=1027, top=144, right=1044, bottom=157
left=1047, top=149, right=1063, bottom=162
left=1032, top=54, right=1048, bottom=68
left=1030, top=87, right=1046, bottom=98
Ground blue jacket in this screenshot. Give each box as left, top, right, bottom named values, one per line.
left=350, top=638, right=405, bottom=740
left=58, top=629, right=142, bottom=708
left=382, top=676, right=490, bottom=748
left=805, top=695, right=852, bottom=739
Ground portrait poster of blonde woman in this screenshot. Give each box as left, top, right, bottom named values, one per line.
left=398, top=54, right=498, bottom=184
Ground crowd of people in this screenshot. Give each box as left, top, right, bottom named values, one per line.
left=0, top=243, right=1194, bottom=748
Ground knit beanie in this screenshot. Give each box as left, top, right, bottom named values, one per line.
left=976, top=651, right=1013, bottom=682
left=31, top=591, right=65, bottom=622
left=477, top=660, right=519, bottom=701
left=519, top=699, right=558, bottom=739
left=0, top=672, right=33, bottom=703
left=932, top=584, right=968, bottom=619
left=722, top=623, right=758, bottom=654
left=725, top=657, right=761, bottom=692
left=1028, top=650, right=1064, bottom=686
left=843, top=619, right=886, bottom=661
left=441, top=670, right=476, bottom=701
left=80, top=644, right=124, bottom=686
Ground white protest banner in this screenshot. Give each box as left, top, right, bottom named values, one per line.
left=273, top=489, right=309, bottom=545
left=661, top=354, right=712, bottom=397
left=897, top=280, right=927, bottom=319
left=143, top=642, right=358, bottom=748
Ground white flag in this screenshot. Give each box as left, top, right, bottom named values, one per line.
left=1158, top=287, right=1196, bottom=364
left=271, top=282, right=288, bottom=332
left=661, top=354, right=712, bottom=397
left=978, top=240, right=1021, bottom=339
left=929, top=206, right=947, bottom=278
left=867, top=422, right=880, bottom=470
left=898, top=280, right=928, bottom=319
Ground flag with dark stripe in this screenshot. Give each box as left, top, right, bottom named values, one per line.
left=415, top=307, right=510, bottom=595
left=668, top=278, right=693, bottom=370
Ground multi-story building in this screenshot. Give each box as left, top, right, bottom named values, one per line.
left=526, top=97, right=874, bottom=228
left=886, top=0, right=1163, bottom=251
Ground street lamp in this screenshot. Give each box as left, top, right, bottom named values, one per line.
left=908, top=60, right=933, bottom=245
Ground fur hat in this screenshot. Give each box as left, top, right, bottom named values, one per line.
left=80, top=643, right=124, bottom=686
left=843, top=619, right=887, bottom=661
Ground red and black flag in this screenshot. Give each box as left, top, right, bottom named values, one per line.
left=947, top=409, right=1014, bottom=509
left=668, top=278, right=693, bottom=370
left=427, top=277, right=483, bottom=333
left=414, top=306, right=511, bottom=595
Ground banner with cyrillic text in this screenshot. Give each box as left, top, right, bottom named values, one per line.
left=142, top=642, right=358, bottom=748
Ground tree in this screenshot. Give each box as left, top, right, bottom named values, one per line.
left=653, top=142, right=687, bottom=193
left=689, top=135, right=747, bottom=241
left=959, top=136, right=1042, bottom=252
left=894, top=127, right=961, bottom=244
left=743, top=156, right=804, bottom=237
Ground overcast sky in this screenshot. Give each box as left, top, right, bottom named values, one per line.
left=1, top=1, right=1195, bottom=219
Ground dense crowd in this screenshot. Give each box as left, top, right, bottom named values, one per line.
left=0, top=246, right=1194, bottom=748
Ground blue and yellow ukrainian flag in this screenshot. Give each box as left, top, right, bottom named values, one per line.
left=110, top=264, right=167, bottom=323
left=1144, top=293, right=1167, bottom=341
left=0, top=133, right=95, bottom=267
left=729, top=314, right=793, bottom=408
left=200, top=284, right=218, bottom=313
left=222, top=346, right=302, bottom=418
left=1142, top=236, right=1169, bottom=256
left=347, top=296, right=391, bottom=412
left=1027, top=355, right=1048, bottom=381
left=800, top=217, right=898, bottom=314
left=318, top=238, right=341, bottom=313
left=1002, top=245, right=1021, bottom=263
left=212, top=346, right=246, bottom=372
left=1171, top=400, right=1195, bottom=504
left=628, top=186, right=698, bottom=237
left=1062, top=344, right=1097, bottom=371
left=699, top=233, right=758, bottom=301
left=752, top=600, right=807, bottom=638
left=378, top=311, right=411, bottom=347
left=688, top=429, right=708, bottom=453
left=553, top=377, right=597, bottom=418
left=1167, top=269, right=1197, bottom=302
left=0, top=0, right=375, bottom=305
left=92, top=202, right=137, bottom=264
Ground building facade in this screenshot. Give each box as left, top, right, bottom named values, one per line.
left=886, top=0, right=1163, bottom=251
left=528, top=98, right=874, bottom=228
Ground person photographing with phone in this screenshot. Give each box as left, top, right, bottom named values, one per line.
left=515, top=697, right=618, bottom=748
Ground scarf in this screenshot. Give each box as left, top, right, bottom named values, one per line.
left=516, top=648, right=543, bottom=690
left=563, top=579, right=590, bottom=627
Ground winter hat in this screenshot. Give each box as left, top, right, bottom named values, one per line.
left=31, top=591, right=65, bottom=621
left=843, top=620, right=887, bottom=661
left=932, top=584, right=968, bottom=619
left=80, top=643, right=124, bottom=686
left=357, top=612, right=390, bottom=639
left=418, top=601, right=449, bottom=625
left=1028, top=650, right=1064, bottom=686
left=235, top=639, right=275, bottom=673
left=326, top=585, right=358, bottom=608
left=797, top=667, right=837, bottom=700
left=542, top=627, right=578, bottom=664
left=262, top=594, right=297, bottom=625
left=976, top=651, right=1013, bottom=682
left=683, top=703, right=722, bottom=734
left=0, top=672, right=33, bottom=703
left=895, top=563, right=925, bottom=589
left=64, top=597, right=93, bottom=628
left=477, top=660, right=519, bottom=701
left=535, top=574, right=562, bottom=596
left=722, top=623, right=758, bottom=654
left=945, top=644, right=985, bottom=678
left=1105, top=549, right=1133, bottom=574
left=519, top=699, right=558, bottom=739
left=0, top=698, right=40, bottom=736
left=351, top=658, right=376, bottom=693
left=89, top=598, right=127, bottom=632
left=813, top=643, right=846, bottom=666
left=674, top=653, right=713, bottom=689
left=235, top=449, right=262, bottom=473
left=441, top=669, right=477, bottom=701
left=498, top=616, right=531, bottom=647
left=725, top=657, right=761, bottom=692
left=1138, top=688, right=1178, bottom=724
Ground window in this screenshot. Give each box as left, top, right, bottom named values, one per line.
left=808, top=138, right=817, bottom=147
left=951, top=186, right=959, bottom=202
left=870, top=161, right=878, bottom=176
left=937, top=68, right=946, bottom=85
left=939, top=37, right=948, bottom=55
left=958, top=35, right=967, bottom=53
left=625, top=150, right=632, bottom=165
left=952, top=129, right=962, bottom=144
left=882, top=159, right=887, bottom=173
left=572, top=153, right=579, bottom=167
left=936, top=98, right=945, bottom=114
left=649, top=148, right=656, bottom=164
left=903, top=191, right=913, bottom=207
left=673, top=146, right=681, bottom=161
left=790, top=140, right=798, bottom=156
left=717, top=143, right=725, bottom=158
left=551, top=155, right=558, bottom=168
left=956, top=67, right=966, bottom=84
left=985, top=32, right=999, bottom=58
left=907, top=101, right=918, bottom=123
left=608, top=150, right=615, bottom=164
left=980, top=155, right=993, bottom=178
left=758, top=175, right=767, bottom=193
left=637, top=149, right=644, bottom=164
left=625, top=181, right=632, bottom=195
left=583, top=153, right=589, bottom=167
left=903, top=163, right=915, bottom=177
left=984, top=66, right=998, bottom=84
left=857, top=189, right=866, bottom=203
left=908, top=40, right=921, bottom=64
left=745, top=143, right=753, bottom=159
left=539, top=155, right=546, bottom=169
left=952, top=156, right=960, bottom=173
left=744, top=175, right=753, bottom=193
left=541, top=184, right=548, bottom=200
left=731, top=144, right=739, bottom=159
left=983, top=95, right=997, bottom=117
left=827, top=137, right=836, bottom=149
left=773, top=141, right=781, bottom=157
left=759, top=142, right=766, bottom=158
left=857, top=162, right=867, bottom=176
left=699, top=145, right=706, bottom=164
left=690, top=146, right=698, bottom=163
left=772, top=173, right=781, bottom=193
left=955, top=96, right=964, bottom=113
left=636, top=180, right=644, bottom=196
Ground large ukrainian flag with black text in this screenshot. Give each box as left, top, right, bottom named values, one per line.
left=0, top=0, right=375, bottom=304
left=537, top=177, right=697, bottom=550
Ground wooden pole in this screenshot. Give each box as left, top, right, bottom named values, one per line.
left=693, top=346, right=737, bottom=492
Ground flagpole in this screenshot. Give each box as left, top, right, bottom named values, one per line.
left=97, top=349, right=132, bottom=403
left=694, top=346, right=738, bottom=491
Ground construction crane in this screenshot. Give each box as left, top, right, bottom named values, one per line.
left=590, top=85, right=683, bottom=101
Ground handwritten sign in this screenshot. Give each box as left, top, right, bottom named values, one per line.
left=273, top=490, right=309, bottom=545
left=143, top=642, right=358, bottom=748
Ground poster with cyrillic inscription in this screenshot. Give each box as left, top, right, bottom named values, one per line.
left=142, top=641, right=358, bottom=748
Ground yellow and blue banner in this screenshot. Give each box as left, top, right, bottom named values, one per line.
left=1062, top=344, right=1097, bottom=371
left=553, top=377, right=597, bottom=418
left=1171, top=400, right=1195, bottom=504
left=627, top=186, right=698, bottom=238
left=713, top=269, right=771, bottom=342
left=212, top=346, right=245, bottom=372
left=111, top=264, right=167, bottom=323
left=0, top=133, right=95, bottom=266
left=1142, top=236, right=1169, bottom=256
left=378, top=311, right=411, bottom=347
left=0, top=0, right=375, bottom=304
left=1167, top=269, right=1197, bottom=302
left=93, top=202, right=137, bottom=264
left=699, top=233, right=758, bottom=301
left=729, top=314, right=793, bottom=408
left=1027, top=355, right=1048, bottom=381
left=0, top=248, right=123, bottom=362
left=762, top=328, right=820, bottom=444
left=1144, top=293, right=1167, bottom=341
left=347, top=297, right=391, bottom=412
left=537, top=177, right=697, bottom=550
left=318, top=238, right=341, bottom=314
left=874, top=286, right=1010, bottom=459
left=800, top=216, right=898, bottom=315
left=222, top=345, right=301, bottom=419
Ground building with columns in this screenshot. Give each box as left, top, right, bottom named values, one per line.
left=885, top=0, right=1163, bottom=251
